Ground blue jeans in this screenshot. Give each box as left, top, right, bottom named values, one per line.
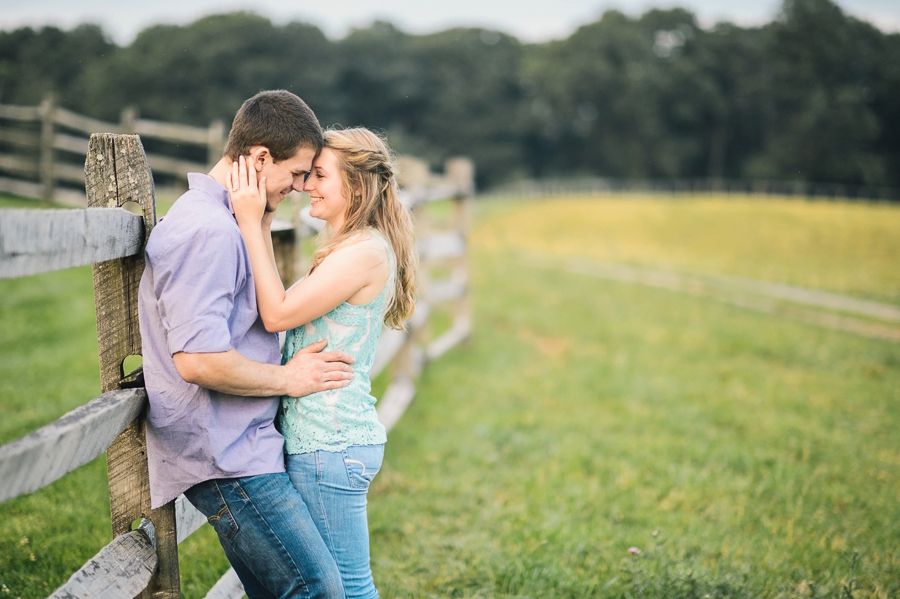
left=286, top=444, right=384, bottom=599
left=184, top=473, right=344, bottom=599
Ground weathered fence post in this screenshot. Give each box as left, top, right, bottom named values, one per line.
left=38, top=94, right=56, bottom=203
left=445, top=157, right=473, bottom=346
left=207, top=120, right=226, bottom=168
left=120, top=106, right=138, bottom=134
left=85, top=133, right=180, bottom=599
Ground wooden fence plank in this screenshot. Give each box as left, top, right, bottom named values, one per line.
left=270, top=219, right=297, bottom=287
left=0, top=152, right=40, bottom=175
left=0, top=103, right=40, bottom=121
left=0, top=175, right=42, bottom=199
left=133, top=119, right=210, bottom=145
left=427, top=277, right=467, bottom=303
left=146, top=153, right=208, bottom=178
left=371, top=328, right=409, bottom=380
left=54, top=132, right=91, bottom=155
left=0, top=128, right=41, bottom=148
left=54, top=162, right=88, bottom=184
left=426, top=317, right=471, bottom=361
left=203, top=568, right=245, bottom=599
left=0, top=208, right=143, bottom=279
left=400, top=183, right=462, bottom=209
left=47, top=529, right=157, bottom=599
left=175, top=496, right=207, bottom=544
left=54, top=188, right=88, bottom=208
left=54, top=107, right=119, bottom=136
left=377, top=377, right=416, bottom=433
left=0, top=388, right=146, bottom=504
left=418, top=231, right=465, bottom=260
left=86, top=133, right=180, bottom=599
left=372, top=297, right=430, bottom=380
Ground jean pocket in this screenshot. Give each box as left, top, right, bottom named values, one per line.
left=186, top=481, right=240, bottom=541
left=206, top=504, right=239, bottom=541
left=342, top=445, right=384, bottom=490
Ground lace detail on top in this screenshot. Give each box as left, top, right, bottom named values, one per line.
left=280, top=230, right=394, bottom=454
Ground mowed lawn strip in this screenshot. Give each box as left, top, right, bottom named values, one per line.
left=478, top=194, right=900, bottom=304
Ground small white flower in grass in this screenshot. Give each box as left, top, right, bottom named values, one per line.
left=628, top=546, right=641, bottom=554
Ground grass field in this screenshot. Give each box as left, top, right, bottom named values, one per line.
left=1, top=193, right=899, bottom=597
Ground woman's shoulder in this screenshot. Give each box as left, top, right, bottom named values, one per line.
left=331, top=229, right=389, bottom=260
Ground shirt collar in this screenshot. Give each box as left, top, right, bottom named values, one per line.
left=187, top=173, right=233, bottom=215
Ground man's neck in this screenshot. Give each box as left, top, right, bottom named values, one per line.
left=207, top=157, right=234, bottom=190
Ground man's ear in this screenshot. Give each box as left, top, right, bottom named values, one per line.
left=248, top=146, right=269, bottom=171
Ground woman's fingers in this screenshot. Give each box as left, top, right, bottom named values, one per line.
left=239, top=155, right=249, bottom=190
left=246, top=154, right=257, bottom=190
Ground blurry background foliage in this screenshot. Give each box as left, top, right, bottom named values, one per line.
left=1, top=0, right=898, bottom=190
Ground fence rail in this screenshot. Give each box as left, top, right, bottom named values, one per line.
left=0, top=133, right=473, bottom=599
left=0, top=95, right=226, bottom=206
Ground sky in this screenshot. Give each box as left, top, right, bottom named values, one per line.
left=0, top=0, right=897, bottom=44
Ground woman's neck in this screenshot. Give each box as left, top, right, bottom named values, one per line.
left=328, top=215, right=346, bottom=236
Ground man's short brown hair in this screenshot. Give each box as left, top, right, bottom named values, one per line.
left=224, top=90, right=323, bottom=162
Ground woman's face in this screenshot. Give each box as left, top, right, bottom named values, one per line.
left=304, top=147, right=350, bottom=231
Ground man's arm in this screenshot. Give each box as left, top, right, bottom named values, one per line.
left=174, top=339, right=354, bottom=398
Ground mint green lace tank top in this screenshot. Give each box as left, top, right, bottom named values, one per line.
left=280, top=230, right=394, bottom=454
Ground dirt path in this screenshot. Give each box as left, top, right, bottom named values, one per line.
left=522, top=252, right=900, bottom=342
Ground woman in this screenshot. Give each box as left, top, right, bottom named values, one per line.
left=229, top=127, right=417, bottom=599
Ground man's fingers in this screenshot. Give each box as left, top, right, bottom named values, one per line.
left=323, top=350, right=356, bottom=364
left=321, top=379, right=352, bottom=390
left=322, top=367, right=354, bottom=379
left=322, top=361, right=354, bottom=374
left=296, top=339, right=328, bottom=354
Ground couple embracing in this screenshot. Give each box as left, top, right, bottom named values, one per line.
left=138, top=90, right=417, bottom=598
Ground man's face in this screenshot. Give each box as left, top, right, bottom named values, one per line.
left=254, top=146, right=318, bottom=212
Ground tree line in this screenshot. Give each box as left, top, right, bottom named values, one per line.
left=1, top=0, right=898, bottom=189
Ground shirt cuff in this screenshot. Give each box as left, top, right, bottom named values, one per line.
left=166, top=316, right=232, bottom=355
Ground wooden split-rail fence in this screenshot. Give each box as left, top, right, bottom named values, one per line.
left=0, top=94, right=227, bottom=207
left=0, top=133, right=472, bottom=598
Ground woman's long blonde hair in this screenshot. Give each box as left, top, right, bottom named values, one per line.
left=309, top=127, right=417, bottom=329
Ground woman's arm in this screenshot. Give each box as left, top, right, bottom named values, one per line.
left=230, top=156, right=385, bottom=332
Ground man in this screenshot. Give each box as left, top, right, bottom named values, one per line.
left=138, top=90, right=349, bottom=598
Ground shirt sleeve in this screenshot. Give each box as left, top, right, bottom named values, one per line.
left=149, top=227, right=245, bottom=355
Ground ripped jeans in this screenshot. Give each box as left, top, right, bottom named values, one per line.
left=286, top=444, right=385, bottom=599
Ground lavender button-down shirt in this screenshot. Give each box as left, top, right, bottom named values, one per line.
left=138, top=173, right=285, bottom=508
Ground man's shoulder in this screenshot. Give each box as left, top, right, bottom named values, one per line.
left=147, top=196, right=240, bottom=260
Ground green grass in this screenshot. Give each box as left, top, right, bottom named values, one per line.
left=1, top=193, right=899, bottom=597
